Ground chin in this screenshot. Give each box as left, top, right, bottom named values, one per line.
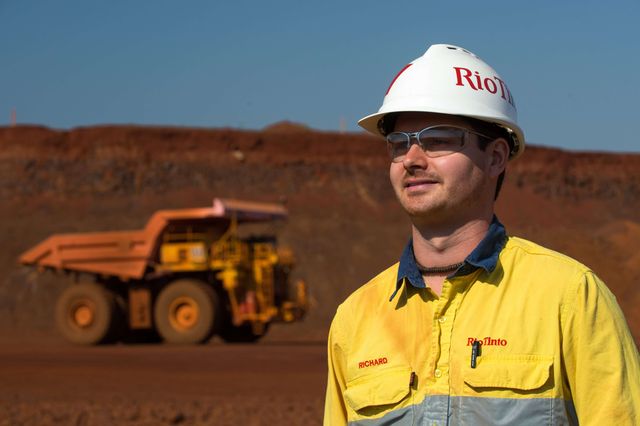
left=400, top=200, right=442, bottom=218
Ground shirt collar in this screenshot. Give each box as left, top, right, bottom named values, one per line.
left=390, top=216, right=507, bottom=301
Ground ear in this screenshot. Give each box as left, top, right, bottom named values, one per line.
left=487, top=138, right=509, bottom=178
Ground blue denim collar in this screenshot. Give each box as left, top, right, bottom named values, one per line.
left=389, top=216, right=507, bottom=301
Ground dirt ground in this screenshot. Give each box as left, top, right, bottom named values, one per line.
left=0, top=335, right=326, bottom=426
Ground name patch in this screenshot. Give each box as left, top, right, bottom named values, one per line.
left=358, top=357, right=388, bottom=369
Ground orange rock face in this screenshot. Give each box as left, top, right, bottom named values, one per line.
left=1, top=124, right=638, bottom=345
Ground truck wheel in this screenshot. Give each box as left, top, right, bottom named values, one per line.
left=154, top=279, right=219, bottom=344
left=219, top=322, right=269, bottom=343
left=55, top=283, right=120, bottom=345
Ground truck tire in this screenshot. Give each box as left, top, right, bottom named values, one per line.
left=219, top=322, right=269, bottom=343
left=154, top=279, right=219, bottom=344
left=55, top=283, right=120, bottom=345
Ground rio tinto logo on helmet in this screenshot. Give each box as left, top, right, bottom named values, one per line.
left=453, top=67, right=515, bottom=108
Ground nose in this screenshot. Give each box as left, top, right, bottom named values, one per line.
left=402, top=142, right=429, bottom=170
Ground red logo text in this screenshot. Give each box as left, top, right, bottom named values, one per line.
left=359, top=357, right=388, bottom=369
left=467, top=337, right=508, bottom=347
left=453, top=66, right=515, bottom=107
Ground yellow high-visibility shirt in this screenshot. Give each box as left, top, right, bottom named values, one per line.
left=324, top=219, right=640, bottom=425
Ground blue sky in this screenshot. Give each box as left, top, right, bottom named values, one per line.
left=2, top=0, right=639, bottom=152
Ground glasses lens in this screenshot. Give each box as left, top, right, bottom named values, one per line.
left=386, top=132, right=410, bottom=162
left=386, top=126, right=470, bottom=162
left=417, top=127, right=466, bottom=157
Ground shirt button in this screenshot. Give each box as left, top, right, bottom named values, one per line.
left=438, top=316, right=446, bottom=323
left=434, top=369, right=442, bottom=378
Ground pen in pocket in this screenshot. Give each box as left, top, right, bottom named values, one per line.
left=471, top=340, right=480, bottom=368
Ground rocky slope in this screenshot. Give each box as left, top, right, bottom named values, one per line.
left=1, top=124, right=638, bottom=344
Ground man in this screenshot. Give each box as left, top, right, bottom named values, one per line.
left=324, top=44, right=640, bottom=425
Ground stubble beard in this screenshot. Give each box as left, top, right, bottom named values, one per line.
left=395, top=177, right=491, bottom=228
left=395, top=183, right=450, bottom=224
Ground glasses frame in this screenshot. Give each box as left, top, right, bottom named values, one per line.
left=386, top=124, right=494, bottom=163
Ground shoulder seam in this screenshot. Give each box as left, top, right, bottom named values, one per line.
left=504, top=237, right=591, bottom=273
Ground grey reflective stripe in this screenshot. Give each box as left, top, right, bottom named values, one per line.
left=450, top=396, right=578, bottom=426
left=416, top=394, right=450, bottom=425
left=347, top=395, right=578, bottom=426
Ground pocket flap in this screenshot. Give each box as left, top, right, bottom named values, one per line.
left=464, top=355, right=553, bottom=390
left=344, top=366, right=412, bottom=412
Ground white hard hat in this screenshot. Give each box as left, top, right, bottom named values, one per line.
left=358, top=44, right=525, bottom=159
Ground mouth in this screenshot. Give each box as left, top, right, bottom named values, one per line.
left=404, top=178, right=439, bottom=189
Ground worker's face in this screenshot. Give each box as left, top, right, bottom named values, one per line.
left=388, top=112, right=507, bottom=225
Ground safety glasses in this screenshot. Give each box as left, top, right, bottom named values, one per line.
left=386, top=125, right=493, bottom=162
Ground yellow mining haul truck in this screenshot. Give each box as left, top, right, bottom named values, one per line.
left=19, top=198, right=308, bottom=345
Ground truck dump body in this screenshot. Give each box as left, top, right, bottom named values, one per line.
left=19, top=198, right=288, bottom=280
left=19, top=197, right=305, bottom=345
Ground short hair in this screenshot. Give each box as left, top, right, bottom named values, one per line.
left=464, top=116, right=510, bottom=200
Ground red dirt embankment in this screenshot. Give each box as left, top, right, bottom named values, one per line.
left=0, top=123, right=639, bottom=343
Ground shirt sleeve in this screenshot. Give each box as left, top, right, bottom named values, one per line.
left=324, top=307, right=349, bottom=425
left=562, top=271, right=640, bottom=424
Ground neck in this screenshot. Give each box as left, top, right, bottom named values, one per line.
left=411, top=216, right=492, bottom=268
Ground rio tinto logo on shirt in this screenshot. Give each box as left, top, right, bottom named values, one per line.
left=467, top=337, right=508, bottom=346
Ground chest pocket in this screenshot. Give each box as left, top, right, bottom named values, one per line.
left=344, top=365, right=413, bottom=416
left=461, top=355, right=556, bottom=426
left=463, top=354, right=553, bottom=392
